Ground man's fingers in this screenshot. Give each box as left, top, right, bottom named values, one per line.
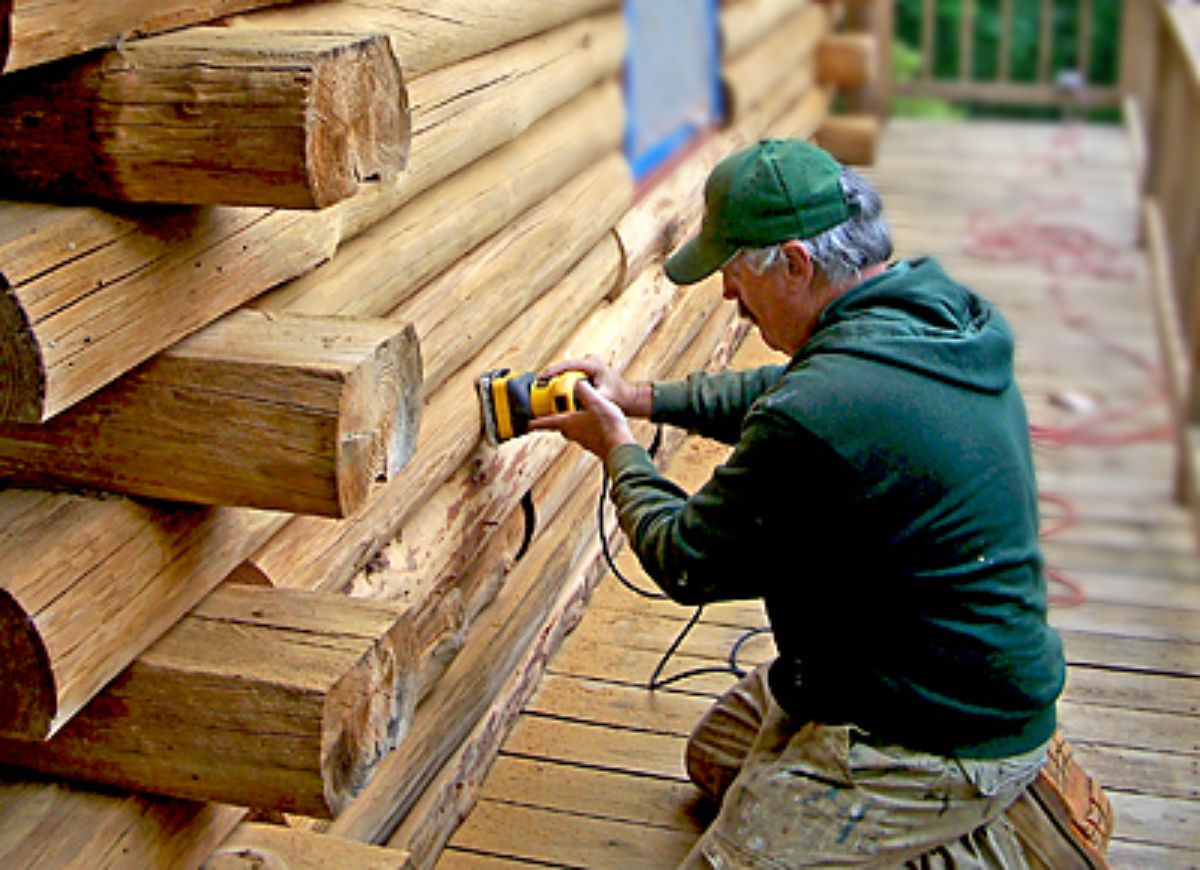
left=527, top=413, right=572, bottom=432
left=540, top=358, right=599, bottom=380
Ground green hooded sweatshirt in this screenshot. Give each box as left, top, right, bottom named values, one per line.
left=606, top=258, right=1065, bottom=759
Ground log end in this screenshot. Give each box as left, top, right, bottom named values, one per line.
left=337, top=322, right=422, bottom=517
left=321, top=617, right=416, bottom=815
left=0, top=279, right=48, bottom=423
left=0, top=588, right=57, bottom=739
left=308, top=33, right=410, bottom=210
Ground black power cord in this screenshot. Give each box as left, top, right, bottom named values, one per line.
left=596, top=426, right=770, bottom=691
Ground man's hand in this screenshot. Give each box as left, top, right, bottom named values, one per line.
left=529, top=380, right=637, bottom=460
left=539, top=356, right=652, bottom=419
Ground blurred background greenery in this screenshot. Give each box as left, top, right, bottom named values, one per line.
left=890, top=0, right=1122, bottom=120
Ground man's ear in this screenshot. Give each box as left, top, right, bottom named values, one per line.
left=780, top=240, right=814, bottom=288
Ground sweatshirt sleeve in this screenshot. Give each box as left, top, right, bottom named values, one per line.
left=604, top=407, right=836, bottom=605
left=651, top=365, right=786, bottom=445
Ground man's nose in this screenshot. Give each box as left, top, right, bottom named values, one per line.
left=721, top=276, right=737, bottom=301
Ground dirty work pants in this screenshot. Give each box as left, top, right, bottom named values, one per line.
left=681, top=662, right=1047, bottom=869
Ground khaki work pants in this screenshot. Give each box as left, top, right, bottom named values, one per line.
left=681, top=663, right=1046, bottom=869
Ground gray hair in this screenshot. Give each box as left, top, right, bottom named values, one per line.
left=739, top=167, right=892, bottom=286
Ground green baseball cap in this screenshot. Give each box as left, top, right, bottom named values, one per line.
left=664, top=139, right=854, bottom=285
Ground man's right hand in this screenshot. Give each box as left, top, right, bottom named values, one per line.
left=538, top=355, right=652, bottom=419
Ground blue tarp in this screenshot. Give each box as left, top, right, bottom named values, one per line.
left=624, top=0, right=723, bottom=180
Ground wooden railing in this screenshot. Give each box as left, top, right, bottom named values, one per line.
left=1125, top=1, right=1200, bottom=516
left=864, top=0, right=1123, bottom=112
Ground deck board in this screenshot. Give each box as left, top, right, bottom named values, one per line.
left=437, top=119, right=1200, bottom=868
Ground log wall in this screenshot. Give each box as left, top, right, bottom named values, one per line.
left=0, top=0, right=866, bottom=865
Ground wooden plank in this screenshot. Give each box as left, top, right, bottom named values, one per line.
left=0, top=769, right=245, bottom=870
left=0, top=313, right=421, bottom=517
left=206, top=823, right=413, bottom=869
left=0, top=493, right=285, bottom=739
left=477, top=755, right=703, bottom=833
left=503, top=714, right=686, bottom=782
left=1105, top=792, right=1200, bottom=856
left=221, top=0, right=620, bottom=80
left=0, top=30, right=408, bottom=208
left=447, top=800, right=694, bottom=869
left=0, top=586, right=418, bottom=818
left=0, top=0, right=294, bottom=72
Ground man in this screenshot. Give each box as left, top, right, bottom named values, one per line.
left=532, top=140, right=1107, bottom=867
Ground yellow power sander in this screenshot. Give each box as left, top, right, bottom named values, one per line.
left=477, top=368, right=588, bottom=446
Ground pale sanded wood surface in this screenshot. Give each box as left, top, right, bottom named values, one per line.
left=437, top=121, right=1200, bottom=868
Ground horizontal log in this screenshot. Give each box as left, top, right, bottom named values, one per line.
left=240, top=229, right=627, bottom=593
left=0, top=29, right=408, bottom=208
left=0, top=312, right=421, bottom=516
left=0, top=21, right=622, bottom=425
left=206, top=823, right=414, bottom=870
left=817, top=33, right=877, bottom=89
left=0, top=585, right=417, bottom=818
left=0, top=202, right=339, bottom=423
left=0, top=493, right=285, bottom=739
left=392, top=152, right=633, bottom=392
left=766, top=84, right=832, bottom=141
left=263, top=19, right=627, bottom=314
left=720, top=0, right=810, bottom=60
left=815, top=113, right=881, bottom=165
left=1, top=0, right=292, bottom=72
left=722, top=3, right=829, bottom=121
left=0, top=769, right=246, bottom=870
left=329, top=458, right=608, bottom=845
left=221, top=0, right=619, bottom=79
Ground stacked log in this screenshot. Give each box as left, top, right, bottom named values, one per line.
left=0, top=0, right=846, bottom=867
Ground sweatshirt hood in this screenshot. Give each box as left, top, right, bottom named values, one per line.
left=798, top=258, right=1014, bottom=393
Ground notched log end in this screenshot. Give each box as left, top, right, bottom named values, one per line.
left=0, top=589, right=56, bottom=740
left=320, top=620, right=415, bottom=815
left=337, top=322, right=422, bottom=517
left=0, top=278, right=49, bottom=423
left=308, top=33, right=410, bottom=210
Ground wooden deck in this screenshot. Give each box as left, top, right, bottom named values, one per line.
left=436, top=119, right=1200, bottom=869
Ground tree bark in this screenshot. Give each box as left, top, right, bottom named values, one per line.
left=0, top=30, right=408, bottom=208
left=0, top=585, right=418, bottom=818
left=0, top=493, right=285, bottom=739
left=0, top=312, right=422, bottom=517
